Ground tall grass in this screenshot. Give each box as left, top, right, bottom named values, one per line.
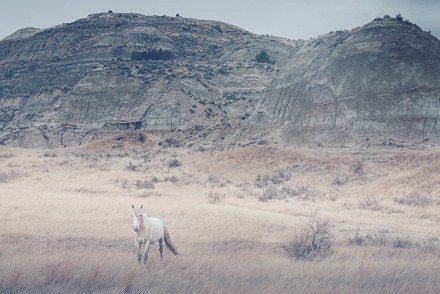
left=1, top=143, right=440, bottom=293
left=1, top=245, right=439, bottom=293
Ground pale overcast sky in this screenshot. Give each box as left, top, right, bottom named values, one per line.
left=1, top=0, right=439, bottom=40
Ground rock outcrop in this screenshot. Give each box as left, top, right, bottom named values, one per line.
left=0, top=13, right=439, bottom=147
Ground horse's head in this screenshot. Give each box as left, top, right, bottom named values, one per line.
left=131, top=204, right=144, bottom=232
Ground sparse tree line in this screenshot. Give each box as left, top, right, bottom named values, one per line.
left=374, top=14, right=403, bottom=21
left=374, top=13, right=426, bottom=32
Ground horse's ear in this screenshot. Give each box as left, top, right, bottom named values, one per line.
left=132, top=204, right=134, bottom=209
left=140, top=204, right=143, bottom=209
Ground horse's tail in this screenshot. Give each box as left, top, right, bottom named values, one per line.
left=164, top=226, right=178, bottom=256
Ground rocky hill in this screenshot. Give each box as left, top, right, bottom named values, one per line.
left=1, top=12, right=439, bottom=147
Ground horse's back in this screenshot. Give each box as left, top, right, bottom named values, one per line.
left=148, top=217, right=165, bottom=242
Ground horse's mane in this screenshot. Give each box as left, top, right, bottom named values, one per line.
left=133, top=207, right=148, bottom=218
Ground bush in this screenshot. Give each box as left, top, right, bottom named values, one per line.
left=271, top=170, right=291, bottom=184
left=396, top=13, right=403, bottom=21
left=131, top=48, right=173, bottom=61
left=393, top=192, right=435, bottom=207
left=0, top=171, right=19, bottom=183
left=254, top=169, right=291, bottom=187
left=347, top=229, right=389, bottom=247
left=134, top=180, right=155, bottom=190
left=126, top=162, right=141, bottom=171
left=159, top=138, right=181, bottom=148
left=258, top=187, right=280, bottom=202
left=353, top=160, right=364, bottom=176
left=168, top=159, right=182, bottom=168
left=164, top=175, right=179, bottom=183
left=139, top=191, right=161, bottom=198
left=358, top=195, right=383, bottom=211
left=333, top=177, right=348, bottom=186
left=257, top=183, right=329, bottom=202
left=208, top=191, right=225, bottom=204
left=281, top=212, right=333, bottom=261
left=393, top=237, right=414, bottom=248
left=137, top=133, right=146, bottom=143
left=255, top=50, right=274, bottom=64
left=43, top=151, right=57, bottom=158
left=254, top=174, right=270, bottom=188
left=117, top=178, right=129, bottom=189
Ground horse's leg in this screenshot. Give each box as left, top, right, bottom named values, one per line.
left=143, top=240, right=150, bottom=264
left=137, top=242, right=142, bottom=264
left=159, top=238, right=163, bottom=259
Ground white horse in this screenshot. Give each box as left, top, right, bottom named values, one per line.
left=131, top=204, right=178, bottom=264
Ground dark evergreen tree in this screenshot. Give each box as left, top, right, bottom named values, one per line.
left=255, top=50, right=274, bottom=64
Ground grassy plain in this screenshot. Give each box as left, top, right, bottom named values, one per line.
left=1, top=133, right=439, bottom=293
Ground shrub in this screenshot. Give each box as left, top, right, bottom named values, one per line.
left=254, top=169, right=291, bottom=187
left=281, top=212, right=333, bottom=261
left=135, top=180, right=155, bottom=190
left=137, top=133, right=146, bottom=143
left=131, top=48, right=173, bottom=61
left=295, top=183, right=320, bottom=200
left=73, top=187, right=96, bottom=194
left=168, top=159, right=182, bottom=168
left=258, top=186, right=280, bottom=202
left=159, top=138, right=181, bottom=148
left=126, top=162, right=140, bottom=171
left=353, top=160, right=364, bottom=175
left=257, top=183, right=329, bottom=202
left=208, top=191, right=225, bottom=204
left=333, top=177, right=348, bottom=186
left=150, top=176, right=161, bottom=183
left=359, top=195, right=383, bottom=211
left=164, top=175, right=179, bottom=183
left=393, top=237, right=414, bottom=248
left=255, top=50, right=274, bottom=64
left=0, top=171, right=19, bottom=183
left=254, top=174, right=271, bottom=188
left=139, top=191, right=162, bottom=198
left=213, top=24, right=223, bottom=33
left=347, top=229, right=389, bottom=247
left=393, top=192, right=435, bottom=207
left=396, top=13, right=403, bottom=21
left=271, top=170, right=291, bottom=184
left=116, top=178, right=129, bottom=189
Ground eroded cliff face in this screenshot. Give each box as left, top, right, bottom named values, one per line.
left=0, top=13, right=439, bottom=148
left=0, top=12, right=298, bottom=147
left=255, top=18, right=440, bottom=144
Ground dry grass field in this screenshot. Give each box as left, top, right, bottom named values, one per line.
left=1, top=133, right=440, bottom=293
